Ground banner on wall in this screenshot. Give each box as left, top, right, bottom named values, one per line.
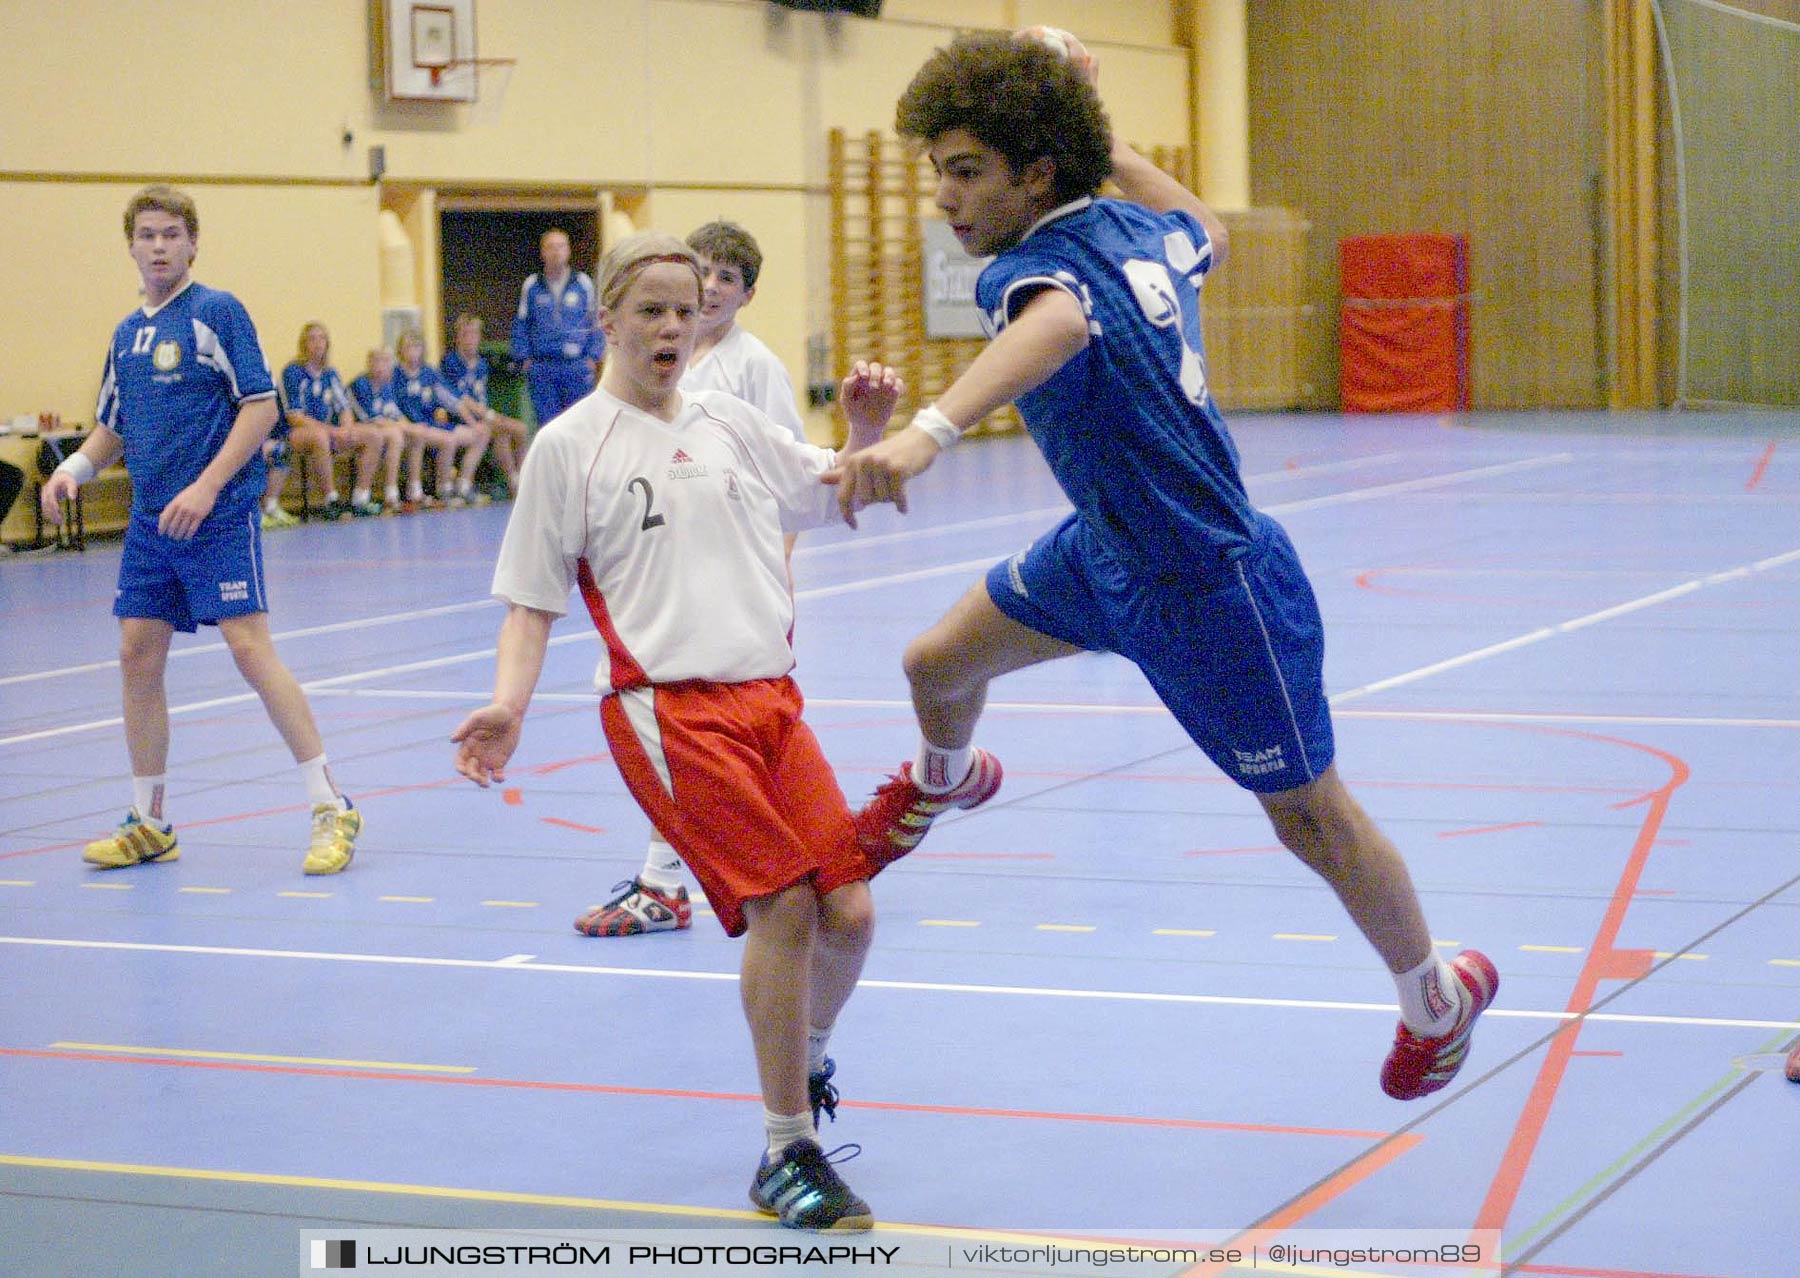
left=922, top=219, right=993, bottom=338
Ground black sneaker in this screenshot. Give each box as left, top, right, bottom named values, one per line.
left=749, top=1138, right=872, bottom=1231
left=808, top=1058, right=839, bottom=1127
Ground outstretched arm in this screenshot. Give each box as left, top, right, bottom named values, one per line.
left=451, top=603, right=555, bottom=787
left=822, top=286, right=1088, bottom=524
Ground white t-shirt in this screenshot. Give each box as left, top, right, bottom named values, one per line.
left=491, top=386, right=842, bottom=693
left=681, top=326, right=806, bottom=444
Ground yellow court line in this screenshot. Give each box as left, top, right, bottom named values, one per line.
left=1432, top=939, right=1462, bottom=948
left=0, top=1153, right=1145, bottom=1248
left=177, top=887, right=232, bottom=895
left=1771, top=958, right=1800, bottom=968
left=1273, top=933, right=1337, bottom=943
left=278, top=891, right=332, bottom=898
left=919, top=919, right=981, bottom=928
left=50, top=1042, right=476, bottom=1074
left=1522, top=944, right=1585, bottom=954
left=481, top=900, right=540, bottom=908
left=0, top=879, right=35, bottom=886
left=1153, top=928, right=1217, bottom=937
left=80, top=883, right=133, bottom=891
left=1035, top=924, right=1095, bottom=933
left=379, top=896, right=435, bottom=903
left=1652, top=951, right=1708, bottom=961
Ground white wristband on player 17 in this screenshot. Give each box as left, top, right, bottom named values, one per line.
left=55, top=454, right=97, bottom=486
left=911, top=404, right=962, bottom=449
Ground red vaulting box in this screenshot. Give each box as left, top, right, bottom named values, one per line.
left=1339, top=233, right=1471, bottom=413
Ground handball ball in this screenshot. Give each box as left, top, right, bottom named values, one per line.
left=1017, top=25, right=1095, bottom=76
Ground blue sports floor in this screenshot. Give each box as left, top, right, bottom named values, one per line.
left=2, top=410, right=1798, bottom=1278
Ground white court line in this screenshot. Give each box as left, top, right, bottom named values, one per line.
left=14, top=456, right=1782, bottom=756
left=7, top=538, right=1794, bottom=748
left=0, top=935, right=1792, bottom=1031
left=0, top=450, right=1494, bottom=695
left=1329, top=546, right=1800, bottom=707
left=299, top=688, right=1800, bottom=732
left=0, top=599, right=501, bottom=689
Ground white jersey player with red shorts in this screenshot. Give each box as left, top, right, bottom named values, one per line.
left=489, top=385, right=861, bottom=936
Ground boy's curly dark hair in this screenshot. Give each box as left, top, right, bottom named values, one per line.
left=896, top=32, right=1112, bottom=204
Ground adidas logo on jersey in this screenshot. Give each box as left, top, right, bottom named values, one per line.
left=667, top=447, right=708, bottom=480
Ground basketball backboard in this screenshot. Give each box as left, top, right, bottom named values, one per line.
left=381, top=0, right=478, bottom=102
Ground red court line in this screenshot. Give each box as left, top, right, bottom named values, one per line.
left=1745, top=441, right=1776, bottom=492
left=0, top=1048, right=1392, bottom=1139
left=1513, top=1263, right=1728, bottom=1278
left=539, top=817, right=605, bottom=835
left=501, top=788, right=523, bottom=805
left=1183, top=1134, right=1426, bottom=1278
left=1474, top=728, right=1690, bottom=1236
left=1436, top=820, right=1544, bottom=839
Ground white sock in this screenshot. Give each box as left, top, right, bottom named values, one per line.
left=323, top=490, right=340, bottom=505
left=406, top=484, right=424, bottom=501
left=1396, top=953, right=1461, bottom=1034
left=806, top=1024, right=834, bottom=1076
left=263, top=497, right=281, bottom=514
left=456, top=477, right=473, bottom=496
left=638, top=839, right=685, bottom=893
left=914, top=740, right=974, bottom=794
left=298, top=754, right=345, bottom=809
left=764, top=1109, right=815, bottom=1159
left=132, top=775, right=168, bottom=826
left=384, top=486, right=401, bottom=503
left=352, top=487, right=371, bottom=505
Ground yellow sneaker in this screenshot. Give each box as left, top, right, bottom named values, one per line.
left=304, top=801, right=361, bottom=875
left=84, top=810, right=180, bottom=869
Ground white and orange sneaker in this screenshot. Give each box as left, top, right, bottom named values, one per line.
left=854, top=749, right=1003, bottom=873
left=1381, top=949, right=1499, bottom=1100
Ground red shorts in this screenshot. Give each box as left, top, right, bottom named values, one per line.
left=600, top=677, right=868, bottom=937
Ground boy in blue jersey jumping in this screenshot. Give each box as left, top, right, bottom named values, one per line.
left=829, top=33, right=1496, bottom=1102
left=40, top=185, right=362, bottom=875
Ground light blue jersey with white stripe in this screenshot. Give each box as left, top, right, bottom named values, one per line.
left=96, top=281, right=275, bottom=520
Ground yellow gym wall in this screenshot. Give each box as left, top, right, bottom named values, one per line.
left=0, top=0, right=1184, bottom=432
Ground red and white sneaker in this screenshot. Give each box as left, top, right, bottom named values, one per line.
left=854, top=749, right=1003, bottom=873
left=574, top=878, right=692, bottom=937
left=1380, top=949, right=1499, bottom=1100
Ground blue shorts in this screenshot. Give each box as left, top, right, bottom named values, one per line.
left=986, top=513, right=1335, bottom=794
left=115, top=506, right=269, bottom=633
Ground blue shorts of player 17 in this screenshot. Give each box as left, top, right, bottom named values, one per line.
left=986, top=511, right=1335, bottom=795
left=115, top=506, right=269, bottom=633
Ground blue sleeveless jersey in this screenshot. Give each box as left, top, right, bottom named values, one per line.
left=95, top=282, right=276, bottom=520
left=976, top=198, right=1257, bottom=574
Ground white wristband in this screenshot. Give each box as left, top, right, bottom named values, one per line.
left=55, top=454, right=96, bottom=486
left=911, top=404, right=962, bottom=450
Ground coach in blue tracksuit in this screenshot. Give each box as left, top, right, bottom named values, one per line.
left=509, top=227, right=603, bottom=427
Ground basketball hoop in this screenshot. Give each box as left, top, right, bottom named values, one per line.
left=426, top=56, right=517, bottom=123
